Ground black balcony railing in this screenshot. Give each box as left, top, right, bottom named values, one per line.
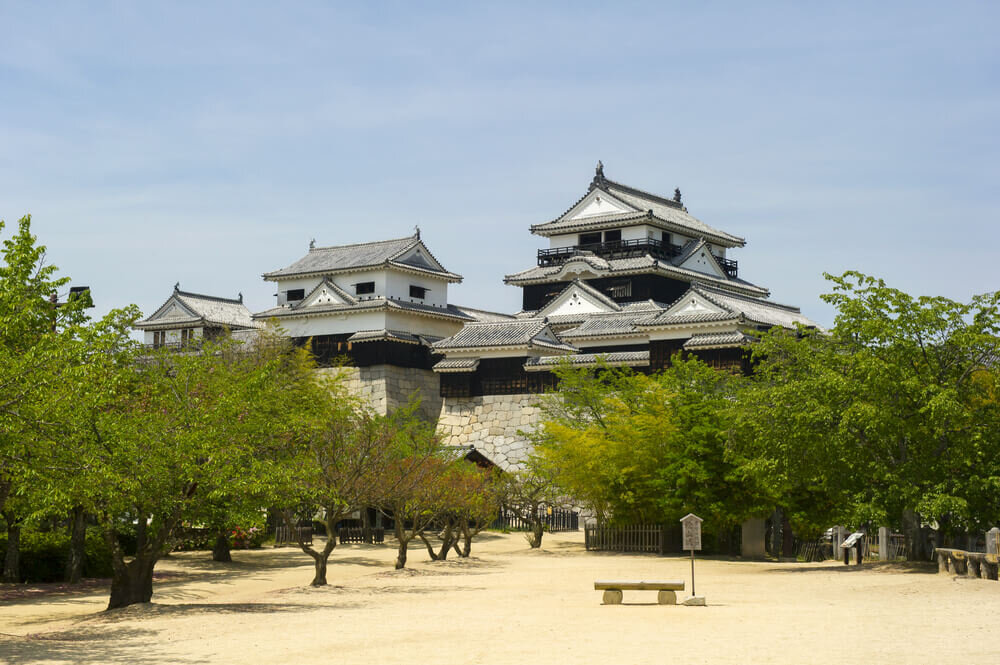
left=716, top=256, right=738, bottom=279
left=537, top=238, right=737, bottom=278
left=537, top=238, right=683, bottom=266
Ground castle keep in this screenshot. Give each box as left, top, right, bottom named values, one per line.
left=135, top=165, right=818, bottom=468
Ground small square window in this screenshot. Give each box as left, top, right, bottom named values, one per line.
left=580, top=232, right=602, bottom=245
left=286, top=288, right=305, bottom=301
left=603, top=229, right=621, bottom=243
left=355, top=282, right=375, bottom=295
left=409, top=285, right=427, bottom=299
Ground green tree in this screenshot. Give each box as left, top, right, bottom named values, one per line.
left=533, top=357, right=762, bottom=531
left=498, top=466, right=562, bottom=549
left=62, top=333, right=316, bottom=609
left=732, top=272, right=1000, bottom=555
left=417, top=462, right=500, bottom=561
left=278, top=381, right=411, bottom=586
left=0, top=215, right=94, bottom=581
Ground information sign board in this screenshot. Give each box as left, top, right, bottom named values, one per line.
left=680, top=513, right=703, bottom=551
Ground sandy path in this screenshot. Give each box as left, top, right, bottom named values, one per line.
left=1, top=531, right=998, bottom=664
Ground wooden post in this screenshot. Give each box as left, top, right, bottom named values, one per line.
left=690, top=548, right=696, bottom=595
left=878, top=526, right=890, bottom=561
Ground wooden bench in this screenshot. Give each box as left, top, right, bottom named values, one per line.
left=935, top=548, right=999, bottom=580
left=594, top=580, right=685, bottom=605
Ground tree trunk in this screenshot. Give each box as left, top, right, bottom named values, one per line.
left=394, top=521, right=408, bottom=569
left=65, top=506, right=88, bottom=583
left=212, top=530, right=232, bottom=563
left=3, top=520, right=21, bottom=583
left=902, top=509, right=930, bottom=561
left=528, top=521, right=544, bottom=548
left=770, top=509, right=783, bottom=557
left=781, top=515, right=795, bottom=558
left=107, top=555, right=156, bottom=609
left=425, top=521, right=456, bottom=561
left=311, top=555, right=328, bottom=586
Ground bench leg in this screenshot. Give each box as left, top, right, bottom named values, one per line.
left=602, top=589, right=623, bottom=605
left=657, top=590, right=677, bottom=605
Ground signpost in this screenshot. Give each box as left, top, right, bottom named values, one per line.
left=840, top=531, right=864, bottom=566
left=680, top=513, right=703, bottom=595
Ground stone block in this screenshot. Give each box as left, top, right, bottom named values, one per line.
left=741, top=518, right=766, bottom=558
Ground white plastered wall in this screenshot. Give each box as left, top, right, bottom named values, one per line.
left=384, top=270, right=449, bottom=308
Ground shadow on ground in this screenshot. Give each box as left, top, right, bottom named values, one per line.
left=0, top=626, right=201, bottom=665
left=762, top=561, right=938, bottom=575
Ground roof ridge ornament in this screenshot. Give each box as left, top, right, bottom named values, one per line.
left=674, top=188, right=682, bottom=204
left=415, top=224, right=420, bottom=240
left=309, top=238, right=316, bottom=250
left=593, top=160, right=606, bottom=186
left=174, top=281, right=180, bottom=292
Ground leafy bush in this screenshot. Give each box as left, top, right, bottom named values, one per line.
left=230, top=526, right=264, bottom=549
left=0, top=528, right=113, bottom=582
left=172, top=527, right=215, bottom=552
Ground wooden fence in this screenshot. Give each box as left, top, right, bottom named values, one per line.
left=491, top=507, right=579, bottom=532
left=584, top=524, right=681, bottom=555
left=337, top=527, right=385, bottom=544
left=274, top=526, right=312, bottom=546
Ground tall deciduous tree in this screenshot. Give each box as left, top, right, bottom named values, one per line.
left=0, top=215, right=93, bottom=581
left=278, top=382, right=410, bottom=586
left=66, top=332, right=317, bottom=609
left=732, top=272, right=1000, bottom=555
left=532, top=358, right=762, bottom=531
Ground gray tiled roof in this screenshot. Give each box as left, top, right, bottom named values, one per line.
left=683, top=331, right=754, bottom=349
left=523, top=350, right=650, bottom=371
left=136, top=289, right=259, bottom=330
left=672, top=238, right=709, bottom=266
left=347, top=329, right=421, bottom=344
left=505, top=256, right=769, bottom=298
left=262, top=234, right=461, bottom=281
left=636, top=310, right=737, bottom=326
left=530, top=174, right=745, bottom=247
left=432, top=318, right=576, bottom=353
left=432, top=357, right=480, bottom=373
left=254, top=297, right=476, bottom=322
left=449, top=305, right=517, bottom=322
left=538, top=279, right=622, bottom=315
left=640, top=284, right=819, bottom=331
left=558, top=310, right=660, bottom=340
left=692, top=285, right=818, bottom=329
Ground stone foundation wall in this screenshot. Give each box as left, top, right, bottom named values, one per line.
left=437, top=394, right=542, bottom=470
left=318, top=367, right=543, bottom=468
left=318, top=365, right=442, bottom=422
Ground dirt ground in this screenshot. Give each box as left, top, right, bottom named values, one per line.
left=1, top=530, right=998, bottom=664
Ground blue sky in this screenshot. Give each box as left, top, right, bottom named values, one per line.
left=1, top=1, right=997, bottom=327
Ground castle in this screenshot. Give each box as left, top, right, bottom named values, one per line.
left=135, top=165, right=818, bottom=469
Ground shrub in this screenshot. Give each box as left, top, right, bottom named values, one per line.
left=230, top=526, right=264, bottom=549
left=172, top=527, right=215, bottom=552
left=0, top=528, right=114, bottom=583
